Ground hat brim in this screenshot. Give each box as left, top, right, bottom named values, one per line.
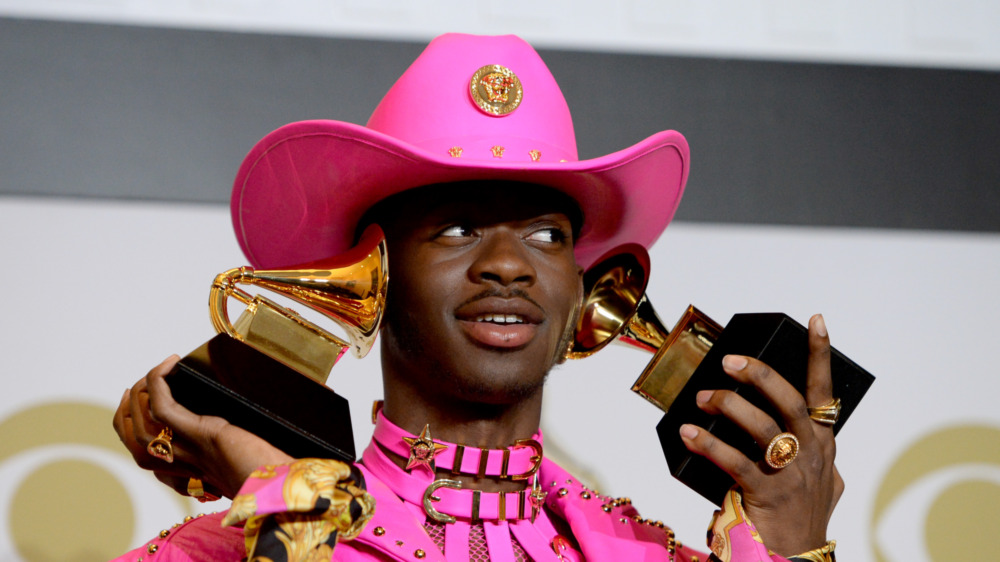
left=232, top=119, right=689, bottom=270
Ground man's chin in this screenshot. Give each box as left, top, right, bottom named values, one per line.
left=442, top=366, right=547, bottom=407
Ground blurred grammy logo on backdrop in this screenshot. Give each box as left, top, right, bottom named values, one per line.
left=0, top=402, right=197, bottom=562
left=872, top=425, right=1000, bottom=561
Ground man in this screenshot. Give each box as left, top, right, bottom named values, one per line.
left=113, top=34, right=841, bottom=561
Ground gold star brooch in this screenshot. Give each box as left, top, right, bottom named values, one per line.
left=402, top=424, right=448, bottom=472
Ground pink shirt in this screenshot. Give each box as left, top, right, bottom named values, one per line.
left=111, top=450, right=790, bottom=562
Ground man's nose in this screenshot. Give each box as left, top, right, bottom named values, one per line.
left=468, top=230, right=537, bottom=286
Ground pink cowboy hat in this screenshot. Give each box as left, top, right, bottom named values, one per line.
left=232, top=33, right=689, bottom=270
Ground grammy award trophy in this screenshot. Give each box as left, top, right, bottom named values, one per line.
left=569, top=245, right=875, bottom=505
left=164, top=224, right=388, bottom=463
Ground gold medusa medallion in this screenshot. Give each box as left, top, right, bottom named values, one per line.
left=470, top=65, right=523, bottom=116
left=764, top=432, right=799, bottom=470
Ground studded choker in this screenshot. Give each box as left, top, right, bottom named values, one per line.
left=364, top=441, right=547, bottom=524
left=371, top=405, right=543, bottom=480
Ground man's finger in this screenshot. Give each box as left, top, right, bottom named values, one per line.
left=144, top=355, right=180, bottom=425
left=721, top=355, right=814, bottom=442
left=679, top=424, right=761, bottom=488
left=145, top=359, right=201, bottom=436
left=805, top=314, right=834, bottom=415
left=695, top=389, right=783, bottom=450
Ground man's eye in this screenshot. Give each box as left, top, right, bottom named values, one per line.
left=439, top=225, right=473, bottom=238
left=526, top=228, right=565, bottom=243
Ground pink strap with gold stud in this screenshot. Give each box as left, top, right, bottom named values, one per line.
left=363, top=432, right=543, bottom=524
left=373, top=408, right=543, bottom=480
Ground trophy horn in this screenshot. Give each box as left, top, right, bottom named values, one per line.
left=210, top=224, right=389, bottom=361
left=567, top=244, right=722, bottom=413
left=567, top=244, right=670, bottom=359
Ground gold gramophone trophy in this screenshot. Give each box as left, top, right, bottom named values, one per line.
left=165, top=224, right=388, bottom=463
left=569, top=245, right=874, bottom=505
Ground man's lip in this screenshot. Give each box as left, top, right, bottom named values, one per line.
left=454, top=296, right=545, bottom=349
left=457, top=320, right=538, bottom=349
left=454, top=296, right=545, bottom=325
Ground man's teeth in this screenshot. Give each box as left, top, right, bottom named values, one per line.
left=475, top=314, right=525, bottom=324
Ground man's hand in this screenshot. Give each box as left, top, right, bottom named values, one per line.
left=112, top=355, right=294, bottom=499
left=679, top=314, right=842, bottom=556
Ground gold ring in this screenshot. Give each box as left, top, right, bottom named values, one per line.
left=188, top=478, right=220, bottom=503
left=186, top=477, right=220, bottom=503
left=764, top=432, right=799, bottom=469
left=807, top=398, right=842, bottom=426
left=147, top=427, right=174, bottom=463
left=187, top=477, right=205, bottom=498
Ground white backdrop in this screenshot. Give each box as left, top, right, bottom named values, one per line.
left=2, top=195, right=998, bottom=560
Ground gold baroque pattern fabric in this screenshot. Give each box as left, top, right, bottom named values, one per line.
left=223, top=458, right=374, bottom=562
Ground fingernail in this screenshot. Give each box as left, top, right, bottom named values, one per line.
left=696, top=390, right=713, bottom=405
left=722, top=355, right=748, bottom=372
left=814, top=314, right=828, bottom=337
left=680, top=424, right=699, bottom=440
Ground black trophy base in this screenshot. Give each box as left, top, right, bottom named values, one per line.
left=656, top=313, right=874, bottom=505
left=165, top=333, right=356, bottom=463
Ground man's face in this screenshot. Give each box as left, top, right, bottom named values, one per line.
left=374, top=182, right=584, bottom=406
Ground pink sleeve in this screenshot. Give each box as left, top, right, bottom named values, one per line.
left=107, top=512, right=245, bottom=562
left=706, top=489, right=791, bottom=562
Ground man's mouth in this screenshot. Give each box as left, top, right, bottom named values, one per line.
left=456, top=297, right=543, bottom=349
left=473, top=314, right=526, bottom=324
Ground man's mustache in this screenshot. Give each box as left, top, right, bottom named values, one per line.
left=457, top=288, right=545, bottom=315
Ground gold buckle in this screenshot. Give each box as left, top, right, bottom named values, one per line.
left=423, top=479, right=462, bottom=524
left=508, top=438, right=543, bottom=480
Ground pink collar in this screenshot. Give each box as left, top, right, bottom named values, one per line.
left=356, top=435, right=680, bottom=562
left=358, top=440, right=584, bottom=562
left=372, top=408, right=543, bottom=480
left=363, top=439, right=544, bottom=523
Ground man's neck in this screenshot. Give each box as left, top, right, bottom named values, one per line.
left=378, top=375, right=544, bottom=493
left=381, top=390, right=543, bottom=449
